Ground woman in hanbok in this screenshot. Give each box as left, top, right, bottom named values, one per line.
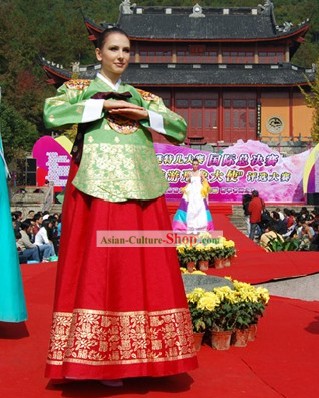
left=0, top=133, right=27, bottom=323
left=44, top=27, right=197, bottom=385
left=173, top=158, right=214, bottom=233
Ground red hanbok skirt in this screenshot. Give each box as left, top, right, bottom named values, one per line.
left=45, top=161, right=198, bottom=380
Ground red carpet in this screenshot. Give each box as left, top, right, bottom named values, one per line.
left=208, top=214, right=319, bottom=283
left=1, top=213, right=319, bottom=397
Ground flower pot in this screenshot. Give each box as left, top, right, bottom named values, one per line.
left=232, top=328, right=249, bottom=347
left=199, top=260, right=209, bottom=271
left=186, top=261, right=196, bottom=272
left=193, top=332, right=205, bottom=351
left=223, top=258, right=231, bottom=267
left=210, top=330, right=232, bottom=350
left=214, top=258, right=225, bottom=269
left=248, top=323, right=258, bottom=342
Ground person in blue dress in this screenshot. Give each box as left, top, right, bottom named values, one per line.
left=0, top=133, right=27, bottom=322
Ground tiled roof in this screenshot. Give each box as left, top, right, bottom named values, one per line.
left=118, top=13, right=280, bottom=41
left=40, top=58, right=315, bottom=87
left=122, top=63, right=314, bottom=86
left=85, top=3, right=309, bottom=42
left=96, top=3, right=309, bottom=42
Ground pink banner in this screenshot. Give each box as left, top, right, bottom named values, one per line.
left=32, top=136, right=71, bottom=190
left=155, top=140, right=310, bottom=203
left=32, top=136, right=309, bottom=203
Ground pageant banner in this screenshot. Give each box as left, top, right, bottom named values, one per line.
left=154, top=140, right=310, bottom=204
left=32, top=136, right=311, bottom=203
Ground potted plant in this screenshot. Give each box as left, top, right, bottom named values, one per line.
left=223, top=239, right=236, bottom=266
left=266, top=236, right=300, bottom=252
left=177, top=244, right=198, bottom=272
left=196, top=286, right=239, bottom=350
left=186, top=288, right=208, bottom=350
left=186, top=278, right=270, bottom=350
left=176, top=234, right=237, bottom=271
left=211, top=241, right=227, bottom=269
left=231, top=280, right=270, bottom=346
left=208, top=287, right=238, bottom=331
left=195, top=243, right=211, bottom=271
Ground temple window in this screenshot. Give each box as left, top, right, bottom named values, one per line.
left=258, top=50, right=285, bottom=63
left=139, top=46, right=172, bottom=62
left=222, top=51, right=254, bottom=64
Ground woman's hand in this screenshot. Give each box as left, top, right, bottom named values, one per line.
left=200, top=171, right=206, bottom=182
left=103, top=100, right=148, bottom=120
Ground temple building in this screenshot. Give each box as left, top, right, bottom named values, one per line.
left=41, top=0, right=315, bottom=150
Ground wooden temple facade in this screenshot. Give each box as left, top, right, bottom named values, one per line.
left=41, top=0, right=315, bottom=149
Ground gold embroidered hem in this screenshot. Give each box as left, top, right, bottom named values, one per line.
left=72, top=143, right=168, bottom=202
left=47, top=308, right=195, bottom=366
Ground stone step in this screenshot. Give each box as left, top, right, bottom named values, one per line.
left=50, top=204, right=63, bottom=214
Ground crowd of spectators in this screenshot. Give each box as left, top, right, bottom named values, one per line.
left=258, top=206, right=319, bottom=252
left=12, top=210, right=61, bottom=264
left=242, top=193, right=319, bottom=251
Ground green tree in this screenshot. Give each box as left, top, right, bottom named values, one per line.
left=0, top=101, right=39, bottom=166
left=299, top=60, right=319, bottom=143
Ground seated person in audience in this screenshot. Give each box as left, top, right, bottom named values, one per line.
left=275, top=207, right=285, bottom=221
left=297, top=220, right=315, bottom=250
left=48, top=216, right=60, bottom=255
left=42, top=211, right=50, bottom=220
left=17, top=221, right=41, bottom=263
left=12, top=210, right=23, bottom=233
left=283, top=208, right=295, bottom=228
left=12, top=213, right=18, bottom=231
left=34, top=219, right=56, bottom=261
left=297, top=217, right=315, bottom=238
left=32, top=213, right=43, bottom=237
left=297, top=207, right=309, bottom=223
left=271, top=211, right=287, bottom=235
left=282, top=208, right=297, bottom=238
left=16, top=231, right=29, bottom=264
left=312, top=208, right=319, bottom=222
left=259, top=223, right=284, bottom=252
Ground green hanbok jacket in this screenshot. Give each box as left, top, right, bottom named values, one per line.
left=44, top=74, right=187, bottom=202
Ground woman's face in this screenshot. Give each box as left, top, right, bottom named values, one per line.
left=96, top=32, right=130, bottom=81
left=192, top=161, right=199, bottom=171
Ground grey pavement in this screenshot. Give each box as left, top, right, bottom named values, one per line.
left=255, top=273, right=319, bottom=302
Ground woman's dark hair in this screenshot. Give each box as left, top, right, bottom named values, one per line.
left=192, top=157, right=199, bottom=163
left=96, top=27, right=130, bottom=49
left=33, top=213, right=43, bottom=222
left=42, top=219, right=52, bottom=230
left=42, top=219, right=54, bottom=240
left=283, top=208, right=291, bottom=217
left=272, top=211, right=280, bottom=221
left=21, top=220, right=32, bottom=231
